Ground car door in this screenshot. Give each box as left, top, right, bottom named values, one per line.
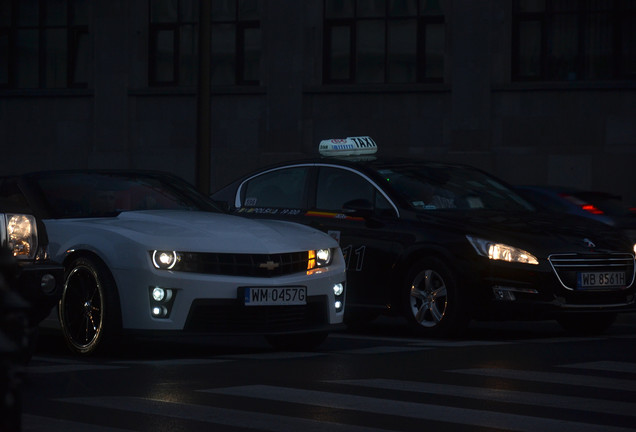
left=305, top=165, right=405, bottom=312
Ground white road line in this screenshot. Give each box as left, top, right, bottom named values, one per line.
left=331, top=378, right=636, bottom=417
left=205, top=385, right=633, bottom=432
left=22, top=414, right=135, bottom=432
left=222, top=351, right=325, bottom=360
left=27, top=365, right=125, bottom=374
left=112, top=358, right=229, bottom=366
left=523, top=337, right=605, bottom=344
left=57, top=396, right=395, bottom=432
left=561, top=361, right=636, bottom=374
left=332, top=333, right=427, bottom=344
left=332, top=333, right=509, bottom=347
left=409, top=340, right=509, bottom=347
left=452, top=368, right=636, bottom=391
left=336, top=346, right=431, bottom=355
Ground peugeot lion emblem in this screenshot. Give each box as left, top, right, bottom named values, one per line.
left=583, top=238, right=596, bottom=248
left=259, top=260, right=280, bottom=270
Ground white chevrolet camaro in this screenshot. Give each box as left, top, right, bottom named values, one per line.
left=2, top=170, right=346, bottom=355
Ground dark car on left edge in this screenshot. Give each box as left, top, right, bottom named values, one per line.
left=1, top=198, right=64, bottom=360
left=1, top=195, right=64, bottom=432
left=212, top=136, right=636, bottom=337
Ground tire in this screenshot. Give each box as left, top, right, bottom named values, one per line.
left=59, top=256, right=121, bottom=356
left=265, top=332, right=328, bottom=351
left=403, top=257, right=469, bottom=337
left=557, top=312, right=617, bottom=335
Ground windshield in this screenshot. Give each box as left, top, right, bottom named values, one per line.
left=33, top=172, right=220, bottom=218
left=378, top=164, right=534, bottom=212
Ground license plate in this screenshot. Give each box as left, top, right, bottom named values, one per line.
left=243, top=287, right=307, bottom=306
left=577, top=271, right=626, bottom=289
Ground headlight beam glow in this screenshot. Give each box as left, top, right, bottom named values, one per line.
left=467, top=235, right=539, bottom=265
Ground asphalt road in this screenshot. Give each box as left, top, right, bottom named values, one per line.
left=19, top=314, right=636, bottom=432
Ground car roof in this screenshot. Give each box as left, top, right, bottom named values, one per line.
left=246, top=154, right=477, bottom=175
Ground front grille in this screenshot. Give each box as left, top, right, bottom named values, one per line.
left=179, top=251, right=309, bottom=277
left=184, top=296, right=328, bottom=332
left=548, top=253, right=636, bottom=290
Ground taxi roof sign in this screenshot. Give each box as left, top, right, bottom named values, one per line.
left=319, top=136, right=378, bottom=156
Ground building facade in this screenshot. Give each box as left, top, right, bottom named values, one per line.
left=1, top=0, right=635, bottom=202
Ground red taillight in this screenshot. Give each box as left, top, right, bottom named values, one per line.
left=581, top=204, right=604, bottom=215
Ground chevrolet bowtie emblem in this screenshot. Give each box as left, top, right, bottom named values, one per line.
left=259, top=260, right=280, bottom=270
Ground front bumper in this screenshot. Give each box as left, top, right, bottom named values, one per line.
left=466, top=256, right=636, bottom=320
left=114, top=264, right=346, bottom=333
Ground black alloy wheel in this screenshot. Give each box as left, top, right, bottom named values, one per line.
left=60, top=256, right=120, bottom=355
left=403, top=257, right=469, bottom=337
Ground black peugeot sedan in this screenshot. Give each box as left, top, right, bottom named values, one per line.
left=212, top=137, right=636, bottom=337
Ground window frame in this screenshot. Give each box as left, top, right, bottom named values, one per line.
left=511, top=0, right=636, bottom=82
left=148, top=0, right=262, bottom=87
left=0, top=0, right=90, bottom=89
left=322, top=0, right=446, bottom=85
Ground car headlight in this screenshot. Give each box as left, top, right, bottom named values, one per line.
left=1, top=213, right=38, bottom=260
left=308, top=248, right=333, bottom=270
left=466, top=235, right=538, bottom=265
left=151, top=250, right=181, bottom=270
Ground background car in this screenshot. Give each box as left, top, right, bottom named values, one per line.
left=1, top=170, right=346, bottom=355
left=515, top=185, right=636, bottom=242
left=212, top=136, right=636, bottom=337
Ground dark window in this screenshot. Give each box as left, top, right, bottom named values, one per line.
left=323, top=0, right=446, bottom=84
left=0, top=0, right=91, bottom=89
left=512, top=0, right=636, bottom=81
left=316, top=167, right=393, bottom=215
left=242, top=167, right=308, bottom=209
left=149, top=0, right=261, bottom=87
left=149, top=0, right=198, bottom=86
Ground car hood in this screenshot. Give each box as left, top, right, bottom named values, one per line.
left=417, top=210, right=634, bottom=255
left=46, top=210, right=338, bottom=254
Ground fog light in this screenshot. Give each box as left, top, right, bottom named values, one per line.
left=40, top=273, right=57, bottom=294
left=333, top=283, right=344, bottom=296
left=152, top=287, right=172, bottom=302
left=335, top=300, right=343, bottom=311
left=152, top=306, right=168, bottom=317
left=149, top=286, right=176, bottom=319
left=493, top=286, right=516, bottom=301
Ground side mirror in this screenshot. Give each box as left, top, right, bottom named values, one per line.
left=342, top=199, right=374, bottom=218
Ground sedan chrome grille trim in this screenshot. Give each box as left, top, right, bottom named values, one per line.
left=548, top=253, right=636, bottom=291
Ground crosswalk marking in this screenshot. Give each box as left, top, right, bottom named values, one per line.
left=112, top=358, right=229, bottom=367
left=23, top=414, right=135, bottom=432
left=333, top=333, right=508, bottom=347
left=27, top=364, right=125, bottom=374
left=204, top=385, right=634, bottom=432
left=409, top=340, right=508, bottom=347
left=331, top=378, right=636, bottom=417
left=452, top=367, right=636, bottom=391
left=336, top=346, right=430, bottom=355
left=522, top=336, right=605, bottom=344
left=561, top=361, right=636, bottom=374
left=222, top=351, right=324, bottom=360
left=58, top=396, right=393, bottom=432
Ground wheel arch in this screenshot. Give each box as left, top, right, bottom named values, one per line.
left=62, top=249, right=123, bottom=327
left=391, top=244, right=466, bottom=309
